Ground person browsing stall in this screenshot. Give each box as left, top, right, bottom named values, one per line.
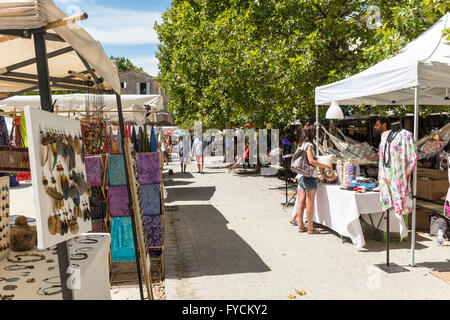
left=374, top=118, right=390, bottom=135
left=290, top=125, right=332, bottom=234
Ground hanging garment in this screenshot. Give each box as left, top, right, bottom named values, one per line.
left=0, top=116, right=8, bottom=146
left=110, top=127, right=119, bottom=154
left=149, top=126, right=158, bottom=152
left=108, top=186, right=130, bottom=217
left=80, top=121, right=110, bottom=155
left=127, top=124, right=132, bottom=141
left=89, top=187, right=106, bottom=219
left=111, top=216, right=136, bottom=262
left=143, top=125, right=149, bottom=152
left=138, top=127, right=143, bottom=153
left=19, top=112, right=27, bottom=147
left=144, top=215, right=162, bottom=247
left=131, top=126, right=137, bottom=151
left=378, top=129, right=418, bottom=216
left=107, top=154, right=127, bottom=186
left=141, top=184, right=161, bottom=216
left=85, top=156, right=102, bottom=187
left=137, top=153, right=160, bottom=185
left=14, top=117, right=21, bottom=146
left=117, top=125, right=123, bottom=153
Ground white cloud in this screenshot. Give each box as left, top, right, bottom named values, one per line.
left=130, top=56, right=160, bottom=77
left=59, top=2, right=163, bottom=45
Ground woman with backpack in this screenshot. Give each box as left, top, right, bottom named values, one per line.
left=289, top=125, right=332, bottom=234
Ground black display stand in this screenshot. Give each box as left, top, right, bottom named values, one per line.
left=34, top=28, right=73, bottom=299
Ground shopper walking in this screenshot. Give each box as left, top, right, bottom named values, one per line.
left=161, top=136, right=169, bottom=165
left=290, top=125, right=332, bottom=234
left=191, top=133, right=204, bottom=173
left=177, top=135, right=188, bottom=173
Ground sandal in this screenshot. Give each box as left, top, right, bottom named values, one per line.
left=298, top=226, right=308, bottom=233
left=308, top=228, right=320, bottom=234
left=289, top=220, right=298, bottom=226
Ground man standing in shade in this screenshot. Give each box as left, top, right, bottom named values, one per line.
left=374, top=118, right=390, bottom=136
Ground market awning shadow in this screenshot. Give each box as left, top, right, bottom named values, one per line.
left=166, top=204, right=271, bottom=279
left=165, top=186, right=216, bottom=201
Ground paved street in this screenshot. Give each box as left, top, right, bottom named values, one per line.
left=163, top=157, right=450, bottom=300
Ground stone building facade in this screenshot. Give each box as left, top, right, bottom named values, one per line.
left=119, top=70, right=169, bottom=107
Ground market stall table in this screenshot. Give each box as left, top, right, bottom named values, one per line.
left=293, top=184, right=406, bottom=248
left=0, top=233, right=111, bottom=300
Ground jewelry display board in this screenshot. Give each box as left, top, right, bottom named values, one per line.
left=24, top=107, right=92, bottom=250
left=0, top=176, right=10, bottom=260
left=0, top=234, right=111, bottom=300
left=123, top=140, right=154, bottom=300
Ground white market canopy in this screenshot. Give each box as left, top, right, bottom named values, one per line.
left=0, top=94, right=164, bottom=111
left=0, top=0, right=121, bottom=96
left=315, top=13, right=450, bottom=106
left=0, top=93, right=172, bottom=122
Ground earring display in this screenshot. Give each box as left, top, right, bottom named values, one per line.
left=0, top=176, right=10, bottom=260
left=24, top=107, right=92, bottom=250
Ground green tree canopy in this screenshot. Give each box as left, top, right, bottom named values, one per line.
left=155, top=0, right=449, bottom=130
left=110, top=56, right=147, bottom=74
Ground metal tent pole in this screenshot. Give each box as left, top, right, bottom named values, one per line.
left=411, top=86, right=419, bottom=267
left=315, top=105, right=319, bottom=156
left=386, top=210, right=389, bottom=266
left=115, top=93, right=145, bottom=300
left=34, top=28, right=72, bottom=300
left=33, top=29, right=52, bottom=112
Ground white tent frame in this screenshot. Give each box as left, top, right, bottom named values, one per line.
left=314, top=13, right=450, bottom=267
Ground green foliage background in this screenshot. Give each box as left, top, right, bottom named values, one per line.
left=155, top=0, right=449, bottom=130
left=110, top=56, right=147, bottom=74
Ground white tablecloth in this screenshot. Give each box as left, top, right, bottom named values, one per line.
left=0, top=233, right=111, bottom=300
left=292, top=184, right=383, bottom=248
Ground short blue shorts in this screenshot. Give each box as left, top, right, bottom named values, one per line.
left=298, top=176, right=318, bottom=191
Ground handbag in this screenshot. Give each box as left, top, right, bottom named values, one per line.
left=290, top=146, right=315, bottom=177
left=179, top=144, right=184, bottom=157
left=0, top=122, right=30, bottom=172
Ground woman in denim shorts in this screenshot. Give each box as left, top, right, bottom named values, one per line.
left=289, top=125, right=332, bottom=234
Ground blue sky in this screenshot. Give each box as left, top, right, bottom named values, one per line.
left=55, top=0, right=172, bottom=76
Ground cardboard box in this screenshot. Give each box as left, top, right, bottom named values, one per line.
left=408, top=207, right=433, bottom=231
left=416, top=168, right=449, bottom=201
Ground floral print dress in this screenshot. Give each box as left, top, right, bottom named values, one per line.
left=378, top=129, right=418, bottom=217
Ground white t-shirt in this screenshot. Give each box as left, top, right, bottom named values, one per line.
left=295, top=142, right=318, bottom=179
left=178, top=141, right=188, bottom=161
left=192, top=138, right=203, bottom=156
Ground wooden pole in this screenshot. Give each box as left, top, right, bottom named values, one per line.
left=46, top=13, right=88, bottom=30
left=0, top=13, right=88, bottom=44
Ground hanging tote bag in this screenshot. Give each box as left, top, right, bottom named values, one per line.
left=0, top=122, right=30, bottom=173
left=290, top=146, right=315, bottom=177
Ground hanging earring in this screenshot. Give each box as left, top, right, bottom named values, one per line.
left=42, top=175, right=48, bottom=186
